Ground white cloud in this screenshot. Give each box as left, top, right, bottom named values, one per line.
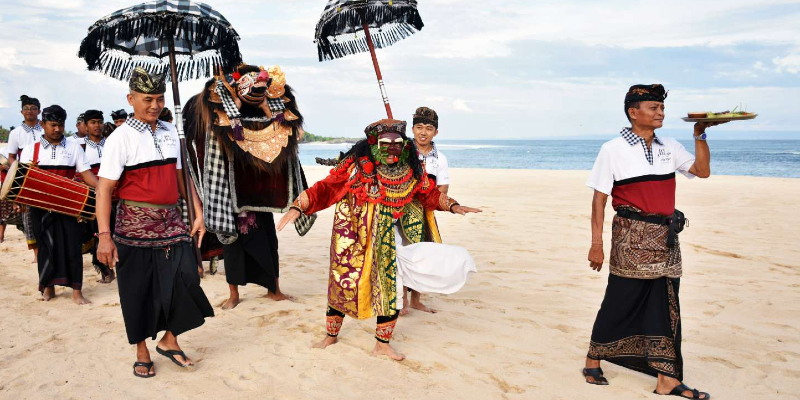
left=452, top=99, right=473, bottom=113
left=773, top=52, right=800, bottom=74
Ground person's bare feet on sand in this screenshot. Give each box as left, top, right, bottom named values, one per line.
left=72, top=290, right=92, bottom=305
left=313, top=336, right=338, bottom=349
left=399, top=306, right=410, bottom=316
left=263, top=278, right=293, bottom=301
left=221, top=296, right=241, bottom=310
left=373, top=342, right=405, bottom=361
left=40, top=287, right=56, bottom=301
left=409, top=291, right=437, bottom=313
left=264, top=291, right=293, bottom=301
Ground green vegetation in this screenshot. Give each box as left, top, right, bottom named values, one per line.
left=300, top=131, right=356, bottom=144
left=0, top=126, right=9, bottom=142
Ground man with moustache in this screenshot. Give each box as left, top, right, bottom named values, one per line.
left=582, top=84, right=723, bottom=399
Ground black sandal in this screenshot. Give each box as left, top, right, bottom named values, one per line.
left=156, top=347, right=192, bottom=368
left=654, top=383, right=711, bottom=399
left=582, top=367, right=609, bottom=385
left=133, top=361, right=155, bottom=378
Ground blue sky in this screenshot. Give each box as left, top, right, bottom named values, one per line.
left=1, top=0, right=799, bottom=139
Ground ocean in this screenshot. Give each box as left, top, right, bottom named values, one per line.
left=299, top=140, right=800, bottom=179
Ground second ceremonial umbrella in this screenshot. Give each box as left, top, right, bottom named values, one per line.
left=315, top=0, right=424, bottom=118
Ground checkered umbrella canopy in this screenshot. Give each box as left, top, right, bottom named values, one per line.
left=315, top=0, right=424, bottom=62
left=78, top=0, right=242, bottom=82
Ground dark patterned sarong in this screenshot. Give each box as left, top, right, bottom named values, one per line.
left=113, top=202, right=190, bottom=248
left=588, top=275, right=683, bottom=380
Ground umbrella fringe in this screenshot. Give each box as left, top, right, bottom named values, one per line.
left=315, top=3, right=423, bottom=61
left=78, top=13, right=242, bottom=81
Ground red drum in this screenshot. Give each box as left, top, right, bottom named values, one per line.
left=0, top=162, right=96, bottom=220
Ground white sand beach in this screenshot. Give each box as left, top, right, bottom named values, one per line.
left=0, top=167, right=798, bottom=399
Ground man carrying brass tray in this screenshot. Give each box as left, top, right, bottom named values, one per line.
left=582, top=84, right=724, bottom=399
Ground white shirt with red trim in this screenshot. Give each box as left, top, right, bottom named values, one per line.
left=98, top=117, right=182, bottom=205
left=82, top=137, right=106, bottom=173
left=586, top=130, right=695, bottom=216
left=19, top=136, right=90, bottom=179
left=7, top=121, right=43, bottom=156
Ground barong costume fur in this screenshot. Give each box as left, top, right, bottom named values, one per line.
left=184, top=64, right=315, bottom=292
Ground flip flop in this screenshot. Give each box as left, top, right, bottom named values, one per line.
left=582, top=367, right=609, bottom=385
left=156, top=347, right=192, bottom=368
left=133, top=361, right=155, bottom=378
left=654, top=383, right=711, bottom=399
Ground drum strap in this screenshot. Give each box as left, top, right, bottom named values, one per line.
left=33, top=142, right=40, bottom=164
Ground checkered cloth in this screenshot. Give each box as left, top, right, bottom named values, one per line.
left=88, top=0, right=234, bottom=58
left=202, top=126, right=237, bottom=243
left=620, top=127, right=664, bottom=165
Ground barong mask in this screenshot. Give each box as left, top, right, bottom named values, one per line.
left=365, top=119, right=411, bottom=165
left=210, top=64, right=298, bottom=164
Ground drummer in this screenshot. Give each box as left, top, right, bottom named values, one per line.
left=82, top=109, right=115, bottom=284
left=18, top=105, right=98, bottom=304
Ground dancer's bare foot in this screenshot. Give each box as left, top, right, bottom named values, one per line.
left=264, top=278, right=293, bottom=301
left=264, top=290, right=293, bottom=301
left=157, top=332, right=193, bottom=367
left=373, top=342, right=405, bottom=361
left=400, top=287, right=409, bottom=315
left=399, top=306, right=410, bottom=316
left=221, top=296, right=241, bottom=310
left=40, top=287, right=55, bottom=301
left=72, top=290, right=92, bottom=305
left=313, top=336, right=338, bottom=349
left=410, top=291, right=437, bottom=313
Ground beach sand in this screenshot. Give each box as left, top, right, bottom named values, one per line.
left=0, top=167, right=798, bottom=399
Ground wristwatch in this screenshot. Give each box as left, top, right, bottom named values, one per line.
left=693, top=133, right=707, bottom=141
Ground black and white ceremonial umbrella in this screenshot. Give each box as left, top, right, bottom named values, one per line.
left=78, top=0, right=244, bottom=273
left=315, top=0, right=424, bottom=118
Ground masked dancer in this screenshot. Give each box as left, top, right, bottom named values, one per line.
left=278, top=119, right=480, bottom=361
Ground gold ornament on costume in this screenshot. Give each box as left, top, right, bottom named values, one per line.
left=226, top=119, right=294, bottom=163
left=267, top=66, right=286, bottom=99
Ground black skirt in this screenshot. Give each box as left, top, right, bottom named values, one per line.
left=223, top=212, right=279, bottom=292
left=116, top=241, right=214, bottom=344
left=31, top=208, right=84, bottom=292
left=588, top=274, right=683, bottom=381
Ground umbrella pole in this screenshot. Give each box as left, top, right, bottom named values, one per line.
left=167, top=36, right=205, bottom=277
left=361, top=23, right=393, bottom=119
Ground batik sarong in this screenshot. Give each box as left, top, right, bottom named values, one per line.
left=588, top=274, right=683, bottom=380
left=609, top=212, right=682, bottom=279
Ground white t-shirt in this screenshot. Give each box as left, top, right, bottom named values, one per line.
left=418, top=143, right=450, bottom=186
left=98, top=118, right=182, bottom=181
left=7, top=122, right=43, bottom=156
left=82, top=137, right=106, bottom=168
left=19, top=136, right=90, bottom=173
left=586, top=128, right=695, bottom=216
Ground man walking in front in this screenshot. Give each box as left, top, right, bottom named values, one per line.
left=583, top=84, right=721, bottom=399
